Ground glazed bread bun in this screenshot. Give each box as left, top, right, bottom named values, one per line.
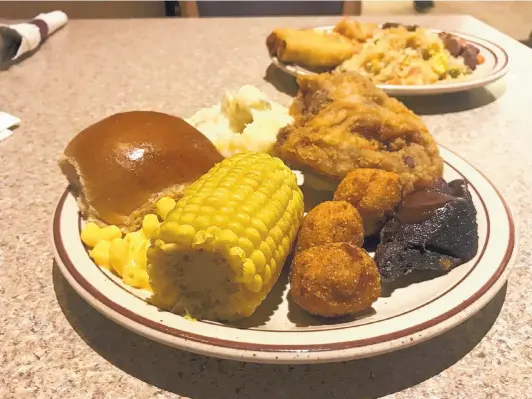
left=59, top=111, right=224, bottom=231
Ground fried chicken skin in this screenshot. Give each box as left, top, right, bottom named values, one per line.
left=334, top=169, right=403, bottom=236
left=297, top=200, right=364, bottom=251
left=274, top=72, right=444, bottom=193
left=290, top=243, right=381, bottom=318
left=333, top=18, right=380, bottom=42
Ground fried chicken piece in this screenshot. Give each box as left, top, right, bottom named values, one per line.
left=290, top=243, right=381, bottom=317
left=274, top=72, right=444, bottom=193
left=334, top=169, right=403, bottom=236
left=333, top=18, right=380, bottom=42
left=297, top=201, right=364, bottom=251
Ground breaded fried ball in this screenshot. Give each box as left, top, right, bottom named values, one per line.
left=290, top=243, right=381, bottom=318
left=297, top=201, right=364, bottom=251
left=334, top=169, right=403, bottom=236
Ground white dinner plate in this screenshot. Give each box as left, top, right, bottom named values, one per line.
left=51, top=146, right=516, bottom=364
left=270, top=26, right=510, bottom=96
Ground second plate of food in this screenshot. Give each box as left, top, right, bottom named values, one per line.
left=268, top=21, right=510, bottom=96
left=52, top=146, right=515, bottom=364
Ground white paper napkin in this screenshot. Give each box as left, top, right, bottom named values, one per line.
left=0, top=112, right=20, bottom=142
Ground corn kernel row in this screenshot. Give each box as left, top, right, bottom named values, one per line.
left=80, top=197, right=178, bottom=291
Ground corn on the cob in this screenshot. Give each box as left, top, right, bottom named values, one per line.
left=147, top=152, right=304, bottom=321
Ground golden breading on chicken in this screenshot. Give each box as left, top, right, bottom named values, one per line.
left=333, top=18, right=380, bottom=43
left=297, top=201, right=364, bottom=251
left=334, top=169, right=403, bottom=236
left=290, top=243, right=381, bottom=318
left=274, top=72, right=444, bottom=193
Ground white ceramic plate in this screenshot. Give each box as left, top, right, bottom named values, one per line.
left=270, top=26, right=510, bottom=96
left=51, top=146, right=515, bottom=364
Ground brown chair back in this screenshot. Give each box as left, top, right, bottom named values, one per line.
left=179, top=1, right=361, bottom=17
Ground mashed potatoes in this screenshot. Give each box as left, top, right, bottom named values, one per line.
left=186, top=85, right=293, bottom=157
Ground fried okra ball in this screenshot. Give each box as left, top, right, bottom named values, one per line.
left=290, top=243, right=381, bottom=318
left=333, top=169, right=403, bottom=236
left=297, top=201, right=364, bottom=251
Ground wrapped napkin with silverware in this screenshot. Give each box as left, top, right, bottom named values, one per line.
left=0, top=11, right=68, bottom=64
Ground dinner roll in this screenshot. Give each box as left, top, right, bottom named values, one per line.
left=59, top=111, right=224, bottom=231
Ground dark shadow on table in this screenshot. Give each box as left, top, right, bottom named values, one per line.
left=397, top=85, right=504, bottom=115
left=54, top=260, right=507, bottom=399
left=0, top=49, right=38, bottom=71
left=263, top=64, right=299, bottom=97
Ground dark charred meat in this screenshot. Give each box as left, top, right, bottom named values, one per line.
left=382, top=22, right=419, bottom=32
left=460, top=44, right=481, bottom=70
left=438, top=32, right=482, bottom=70
left=374, top=179, right=479, bottom=283
left=439, top=32, right=463, bottom=57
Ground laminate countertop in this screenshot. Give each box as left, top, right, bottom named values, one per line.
left=1, top=15, right=531, bottom=399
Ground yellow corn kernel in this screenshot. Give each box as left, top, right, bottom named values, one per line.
left=428, top=41, right=442, bottom=56
left=259, top=241, right=273, bottom=261
left=156, top=197, right=177, bottom=220
left=244, top=227, right=261, bottom=246
left=269, top=258, right=278, bottom=275
left=250, top=250, right=267, bottom=273
left=235, top=212, right=251, bottom=226
left=218, top=230, right=239, bottom=248
left=122, top=265, right=151, bottom=290
left=90, top=240, right=111, bottom=267
left=431, top=53, right=448, bottom=75
left=240, top=304, right=255, bottom=318
left=239, top=259, right=256, bottom=283
left=80, top=222, right=101, bottom=248
left=125, top=230, right=143, bottom=243
left=227, top=247, right=247, bottom=272
left=99, top=225, right=122, bottom=242
left=131, top=239, right=149, bottom=269
left=263, top=265, right=272, bottom=284
left=245, top=275, right=263, bottom=293
left=192, top=231, right=216, bottom=251
left=184, top=313, right=196, bottom=322
left=109, top=238, right=129, bottom=276
left=142, top=214, right=160, bottom=238
left=238, top=237, right=254, bottom=256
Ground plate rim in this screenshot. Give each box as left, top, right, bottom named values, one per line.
left=51, top=146, right=516, bottom=363
left=270, top=26, right=511, bottom=96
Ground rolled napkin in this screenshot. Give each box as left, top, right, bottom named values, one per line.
left=0, top=11, right=68, bottom=63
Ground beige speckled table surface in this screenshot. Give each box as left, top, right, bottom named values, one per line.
left=1, top=15, right=531, bottom=399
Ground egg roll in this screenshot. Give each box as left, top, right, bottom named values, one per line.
left=266, top=28, right=354, bottom=69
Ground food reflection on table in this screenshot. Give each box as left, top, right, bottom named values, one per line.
left=59, top=71, right=479, bottom=323
left=267, top=18, right=486, bottom=85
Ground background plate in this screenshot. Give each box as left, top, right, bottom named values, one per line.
left=51, top=147, right=515, bottom=364
left=270, top=27, right=510, bottom=96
